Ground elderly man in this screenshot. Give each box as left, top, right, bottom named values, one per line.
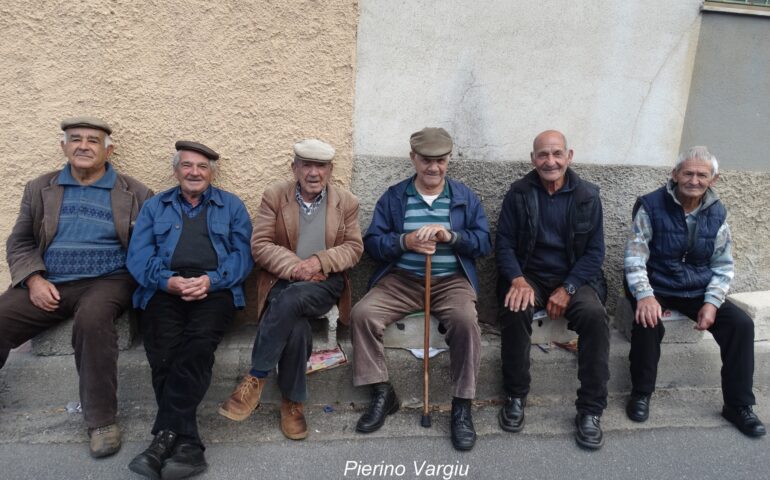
left=0, top=117, right=151, bottom=457
left=219, top=139, right=362, bottom=441
left=496, top=130, right=609, bottom=450
left=624, top=146, right=765, bottom=437
left=126, top=141, right=253, bottom=480
left=350, top=127, right=491, bottom=451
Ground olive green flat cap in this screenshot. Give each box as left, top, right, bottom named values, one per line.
left=175, top=140, right=220, bottom=161
left=410, top=127, right=452, bottom=157
left=294, top=139, right=335, bottom=163
left=60, top=116, right=112, bottom=135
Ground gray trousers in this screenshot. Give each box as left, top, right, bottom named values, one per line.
left=0, top=273, right=135, bottom=428
left=351, top=270, right=480, bottom=399
left=250, top=274, right=344, bottom=402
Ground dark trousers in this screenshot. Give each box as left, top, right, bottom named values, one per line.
left=499, top=276, right=610, bottom=415
left=0, top=273, right=134, bottom=428
left=628, top=294, right=755, bottom=406
left=250, top=274, right=343, bottom=402
left=141, top=290, right=234, bottom=445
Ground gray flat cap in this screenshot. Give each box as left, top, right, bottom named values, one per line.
left=410, top=127, right=452, bottom=157
left=294, top=139, right=335, bottom=163
left=60, top=116, right=112, bottom=135
left=175, top=140, right=220, bottom=160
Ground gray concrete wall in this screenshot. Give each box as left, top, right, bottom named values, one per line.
left=680, top=13, right=770, bottom=172
left=351, top=158, right=770, bottom=324
left=354, top=0, right=702, bottom=167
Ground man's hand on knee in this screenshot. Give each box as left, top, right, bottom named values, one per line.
left=26, top=274, right=60, bottom=312
left=695, top=303, right=717, bottom=331
left=635, top=296, right=661, bottom=328
left=546, top=287, right=570, bottom=320
left=504, top=276, right=535, bottom=312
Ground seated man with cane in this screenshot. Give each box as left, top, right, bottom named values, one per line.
left=350, top=127, right=491, bottom=451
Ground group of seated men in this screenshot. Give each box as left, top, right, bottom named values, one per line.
left=0, top=117, right=764, bottom=480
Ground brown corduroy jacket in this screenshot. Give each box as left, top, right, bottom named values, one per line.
left=251, top=180, right=363, bottom=324
left=6, top=168, right=153, bottom=287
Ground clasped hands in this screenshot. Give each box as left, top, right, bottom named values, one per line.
left=167, top=275, right=211, bottom=301
left=404, top=224, right=452, bottom=255
left=291, top=255, right=326, bottom=282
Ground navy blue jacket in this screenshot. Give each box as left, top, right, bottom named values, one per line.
left=363, top=176, right=491, bottom=292
left=496, top=168, right=607, bottom=301
left=635, top=185, right=726, bottom=297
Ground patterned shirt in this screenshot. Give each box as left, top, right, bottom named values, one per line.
left=395, top=180, right=459, bottom=277
left=178, top=186, right=212, bottom=218
left=44, top=163, right=126, bottom=283
left=295, top=183, right=327, bottom=215
left=624, top=180, right=734, bottom=307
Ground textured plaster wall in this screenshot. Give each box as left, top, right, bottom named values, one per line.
left=0, top=0, right=359, bottom=322
left=354, top=0, right=702, bottom=167
left=351, top=157, right=770, bottom=324
left=680, top=13, right=770, bottom=172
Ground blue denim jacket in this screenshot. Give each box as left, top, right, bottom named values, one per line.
left=364, top=176, right=491, bottom=292
left=127, top=186, right=254, bottom=309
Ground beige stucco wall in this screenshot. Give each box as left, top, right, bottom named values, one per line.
left=0, top=0, right=359, bottom=318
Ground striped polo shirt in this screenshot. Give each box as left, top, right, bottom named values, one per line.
left=395, top=179, right=459, bottom=277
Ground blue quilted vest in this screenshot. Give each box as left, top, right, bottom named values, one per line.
left=634, top=186, right=725, bottom=298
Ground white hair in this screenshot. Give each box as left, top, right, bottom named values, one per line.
left=62, top=131, right=113, bottom=148
left=172, top=151, right=218, bottom=171
left=675, top=146, right=719, bottom=175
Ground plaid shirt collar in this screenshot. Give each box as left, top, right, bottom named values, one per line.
left=295, top=183, right=327, bottom=215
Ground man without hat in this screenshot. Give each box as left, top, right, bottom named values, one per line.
left=218, top=139, right=363, bottom=441
left=0, top=116, right=152, bottom=457
left=624, top=146, right=765, bottom=437
left=496, top=130, right=609, bottom=450
left=126, top=141, right=253, bottom=479
left=350, top=127, right=491, bottom=451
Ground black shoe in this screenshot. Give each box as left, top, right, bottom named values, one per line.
left=626, top=393, right=651, bottom=423
left=450, top=400, right=476, bottom=451
left=356, top=383, right=399, bottom=433
left=161, top=443, right=207, bottom=480
left=722, top=405, right=767, bottom=438
left=128, top=430, right=177, bottom=480
left=498, top=396, right=526, bottom=432
left=575, top=413, right=604, bottom=450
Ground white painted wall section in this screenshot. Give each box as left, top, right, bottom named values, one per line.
left=354, top=0, right=702, bottom=166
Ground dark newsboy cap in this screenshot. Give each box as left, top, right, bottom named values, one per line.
left=60, top=116, right=112, bottom=135
left=175, top=140, right=220, bottom=161
left=409, top=127, right=453, bottom=157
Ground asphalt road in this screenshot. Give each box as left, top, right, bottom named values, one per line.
left=1, top=425, right=767, bottom=480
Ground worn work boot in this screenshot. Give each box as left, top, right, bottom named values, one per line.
left=218, top=374, right=265, bottom=421
left=356, top=382, right=399, bottom=433
left=88, top=423, right=122, bottom=458
left=128, top=430, right=177, bottom=479
left=280, top=396, right=309, bottom=440
left=161, top=443, right=207, bottom=480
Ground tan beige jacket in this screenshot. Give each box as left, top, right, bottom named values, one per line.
left=6, top=168, right=153, bottom=287
left=251, top=180, right=363, bottom=324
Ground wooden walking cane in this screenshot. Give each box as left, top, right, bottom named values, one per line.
left=421, top=254, right=432, bottom=428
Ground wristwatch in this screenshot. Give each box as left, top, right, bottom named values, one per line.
left=563, top=282, right=577, bottom=296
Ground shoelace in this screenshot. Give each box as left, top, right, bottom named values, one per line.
left=93, top=425, right=114, bottom=436
left=236, top=377, right=260, bottom=401
left=289, top=402, right=301, bottom=416
left=738, top=406, right=757, bottom=421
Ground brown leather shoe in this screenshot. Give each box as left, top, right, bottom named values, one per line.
left=280, top=396, right=308, bottom=440
left=218, top=374, right=265, bottom=421
left=88, top=423, right=121, bottom=458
